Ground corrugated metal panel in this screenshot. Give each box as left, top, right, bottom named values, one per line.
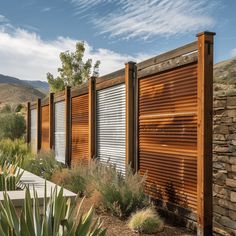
left=30, top=109, right=37, bottom=153
left=71, top=94, right=89, bottom=166
left=41, top=105, right=49, bottom=150
left=54, top=101, right=66, bottom=163
left=139, top=63, right=198, bottom=211
left=97, top=83, right=126, bottom=174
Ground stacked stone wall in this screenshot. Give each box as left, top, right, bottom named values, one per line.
left=213, top=91, right=236, bottom=235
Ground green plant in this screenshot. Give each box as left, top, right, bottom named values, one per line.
left=91, top=162, right=147, bottom=218
left=0, top=112, right=26, bottom=140
left=47, top=41, right=100, bottom=92
left=0, top=186, right=106, bottom=236
left=0, top=162, right=24, bottom=191
left=23, top=150, right=64, bottom=180
left=51, top=165, right=92, bottom=196
left=0, top=139, right=32, bottom=165
left=128, top=207, right=163, bottom=234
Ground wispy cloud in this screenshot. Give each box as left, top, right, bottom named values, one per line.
left=70, top=0, right=218, bottom=40
left=41, top=7, right=51, bottom=12
left=231, top=48, right=236, bottom=57
left=0, top=25, right=149, bottom=81
left=0, top=15, right=8, bottom=23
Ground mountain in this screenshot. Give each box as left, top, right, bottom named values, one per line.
left=214, top=57, right=236, bottom=94
left=0, top=74, right=47, bottom=106
left=22, top=80, right=49, bottom=94
left=0, top=83, right=45, bottom=105
left=0, top=74, right=49, bottom=94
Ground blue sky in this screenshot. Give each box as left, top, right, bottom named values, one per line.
left=0, top=0, right=235, bottom=81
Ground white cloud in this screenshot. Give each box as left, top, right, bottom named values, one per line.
left=70, top=0, right=217, bottom=40
left=231, top=48, right=236, bottom=57
left=0, top=26, right=149, bottom=81
left=41, top=7, right=51, bottom=12
left=0, top=15, right=8, bottom=23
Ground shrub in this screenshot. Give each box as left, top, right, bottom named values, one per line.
left=0, top=138, right=32, bottom=165
left=91, top=162, right=147, bottom=218
left=0, top=186, right=106, bottom=236
left=0, top=112, right=26, bottom=140
left=51, top=165, right=92, bottom=196
left=128, top=207, right=163, bottom=234
left=23, top=150, right=64, bottom=180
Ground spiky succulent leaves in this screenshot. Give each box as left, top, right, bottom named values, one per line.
left=0, top=191, right=20, bottom=235
left=33, top=187, right=41, bottom=235
left=23, top=188, right=35, bottom=235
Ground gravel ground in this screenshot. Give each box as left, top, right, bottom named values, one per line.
left=79, top=197, right=196, bottom=236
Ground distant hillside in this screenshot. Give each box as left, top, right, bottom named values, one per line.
left=0, top=74, right=49, bottom=94
left=214, top=57, right=236, bottom=94
left=0, top=83, right=45, bottom=106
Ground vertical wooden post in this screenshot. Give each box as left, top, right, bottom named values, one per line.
left=65, top=86, right=71, bottom=166
left=125, top=61, right=136, bottom=170
left=196, top=31, right=215, bottom=236
left=89, top=77, right=96, bottom=160
left=49, top=93, right=54, bottom=149
left=36, top=98, right=41, bottom=152
left=26, top=102, right=31, bottom=144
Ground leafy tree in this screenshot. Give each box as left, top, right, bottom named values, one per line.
left=47, top=42, right=100, bottom=92
left=0, top=113, right=26, bottom=140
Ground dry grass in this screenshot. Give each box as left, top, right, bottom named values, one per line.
left=128, top=207, right=163, bottom=234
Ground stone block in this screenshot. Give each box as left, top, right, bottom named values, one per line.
left=221, top=117, right=233, bottom=124
left=214, top=125, right=229, bottom=134
left=228, top=110, right=236, bottom=118
left=230, top=191, right=236, bottom=203
left=219, top=216, right=236, bottom=230
left=214, top=134, right=227, bottom=141
left=230, top=157, right=236, bottom=165
left=232, top=165, right=236, bottom=172
left=229, top=210, right=236, bottom=221
left=214, top=145, right=230, bottom=153
left=226, top=178, right=236, bottom=188
left=214, top=205, right=229, bottom=216
left=227, top=97, right=236, bottom=106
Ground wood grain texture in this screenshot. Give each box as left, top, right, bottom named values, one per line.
left=49, top=93, right=54, bottom=149
left=125, top=62, right=136, bottom=169
left=196, top=32, right=215, bottom=236
left=26, top=102, right=31, bottom=144
left=41, top=105, right=49, bottom=150
left=89, top=77, right=95, bottom=160
left=137, top=41, right=197, bottom=71
left=36, top=98, right=41, bottom=152
left=139, top=63, right=198, bottom=211
left=71, top=93, right=89, bottom=166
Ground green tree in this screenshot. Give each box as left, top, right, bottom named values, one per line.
left=47, top=42, right=100, bottom=92
left=0, top=113, right=26, bottom=140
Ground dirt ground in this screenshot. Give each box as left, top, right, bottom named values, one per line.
left=79, top=197, right=196, bottom=236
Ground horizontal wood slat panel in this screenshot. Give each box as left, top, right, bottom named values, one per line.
left=41, top=105, right=49, bottom=150
left=71, top=94, right=89, bottom=166
left=139, top=63, right=198, bottom=211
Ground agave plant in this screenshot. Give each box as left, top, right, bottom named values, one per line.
left=0, top=161, right=24, bottom=191
left=0, top=185, right=106, bottom=236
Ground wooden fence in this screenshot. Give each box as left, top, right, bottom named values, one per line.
left=26, top=32, right=215, bottom=236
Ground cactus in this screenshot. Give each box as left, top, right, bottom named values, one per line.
left=0, top=161, right=23, bottom=191
left=0, top=174, right=5, bottom=191
left=6, top=176, right=16, bottom=191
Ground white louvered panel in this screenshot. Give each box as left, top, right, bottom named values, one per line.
left=30, top=109, right=37, bottom=153
left=97, top=83, right=126, bottom=174
left=54, top=101, right=66, bottom=163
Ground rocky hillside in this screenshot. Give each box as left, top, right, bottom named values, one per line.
left=214, top=56, right=236, bottom=95
left=0, top=83, right=45, bottom=106
left=0, top=74, right=49, bottom=94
